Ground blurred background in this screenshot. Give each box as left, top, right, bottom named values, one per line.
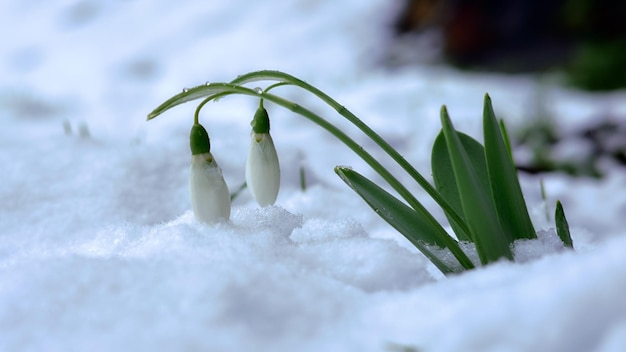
left=1, top=0, right=625, bottom=179
left=391, top=0, right=626, bottom=91
left=389, top=0, right=626, bottom=178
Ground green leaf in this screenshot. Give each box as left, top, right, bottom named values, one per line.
left=499, top=118, right=513, bottom=160
left=483, top=94, right=536, bottom=242
left=335, top=166, right=475, bottom=274
left=432, top=130, right=491, bottom=242
left=230, top=70, right=291, bottom=86
left=555, top=200, right=573, bottom=249
left=440, top=106, right=513, bottom=264
left=147, top=84, right=237, bottom=120
left=146, top=71, right=297, bottom=121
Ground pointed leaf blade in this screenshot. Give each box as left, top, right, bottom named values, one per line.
left=148, top=70, right=298, bottom=120
left=499, top=118, right=513, bottom=159
left=335, top=166, right=475, bottom=274
left=555, top=200, right=573, bottom=249
left=432, top=130, right=490, bottom=242
left=483, top=94, right=536, bottom=242
left=440, top=106, right=513, bottom=265
left=229, top=70, right=291, bottom=86
left=147, top=84, right=238, bottom=120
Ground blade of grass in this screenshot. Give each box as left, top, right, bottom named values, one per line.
left=335, top=166, right=474, bottom=274
left=555, top=200, right=573, bottom=249
left=499, top=119, right=513, bottom=160
left=483, top=94, right=536, bottom=242
left=147, top=84, right=238, bottom=120
left=441, top=106, right=513, bottom=264
left=432, top=130, right=491, bottom=242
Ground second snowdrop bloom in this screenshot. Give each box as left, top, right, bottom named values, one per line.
left=245, top=102, right=280, bottom=206
left=189, top=123, right=231, bottom=223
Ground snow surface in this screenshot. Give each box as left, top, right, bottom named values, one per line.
left=2, top=1, right=626, bottom=351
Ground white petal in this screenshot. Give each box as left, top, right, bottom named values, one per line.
left=189, top=153, right=231, bottom=223
left=245, top=133, right=280, bottom=206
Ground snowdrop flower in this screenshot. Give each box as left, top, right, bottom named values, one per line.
left=189, top=123, right=231, bottom=223
left=245, top=103, right=280, bottom=206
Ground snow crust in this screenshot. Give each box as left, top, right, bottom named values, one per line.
left=2, top=1, right=626, bottom=351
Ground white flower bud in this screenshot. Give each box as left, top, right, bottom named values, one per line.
left=245, top=132, right=280, bottom=206
left=189, top=152, right=231, bottom=223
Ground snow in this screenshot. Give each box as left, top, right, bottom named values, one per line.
left=2, top=1, right=626, bottom=351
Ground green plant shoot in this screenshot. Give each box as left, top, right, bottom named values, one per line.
left=147, top=70, right=573, bottom=275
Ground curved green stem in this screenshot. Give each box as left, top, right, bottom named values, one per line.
left=194, top=91, right=233, bottom=125
left=264, top=81, right=291, bottom=93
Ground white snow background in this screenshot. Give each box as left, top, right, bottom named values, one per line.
left=2, top=1, right=626, bottom=351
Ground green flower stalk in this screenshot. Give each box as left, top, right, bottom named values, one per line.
left=189, top=123, right=231, bottom=223
left=245, top=102, right=280, bottom=206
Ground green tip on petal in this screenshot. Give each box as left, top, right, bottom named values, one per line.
left=251, top=105, right=270, bottom=134
left=190, top=123, right=211, bottom=155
